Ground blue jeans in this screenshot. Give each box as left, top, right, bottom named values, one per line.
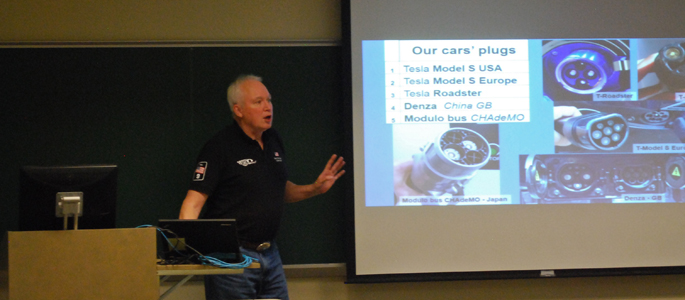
left=204, top=243, right=289, bottom=300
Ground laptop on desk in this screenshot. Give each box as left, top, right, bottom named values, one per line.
left=157, top=219, right=242, bottom=263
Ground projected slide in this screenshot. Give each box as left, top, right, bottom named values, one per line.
left=363, top=38, right=685, bottom=207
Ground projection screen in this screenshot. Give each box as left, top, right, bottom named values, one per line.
left=345, top=0, right=685, bottom=282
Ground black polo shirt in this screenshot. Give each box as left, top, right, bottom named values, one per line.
left=189, top=122, right=288, bottom=243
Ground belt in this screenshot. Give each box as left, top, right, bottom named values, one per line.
left=240, top=240, right=272, bottom=252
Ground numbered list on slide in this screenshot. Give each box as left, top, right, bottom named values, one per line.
left=384, top=40, right=530, bottom=124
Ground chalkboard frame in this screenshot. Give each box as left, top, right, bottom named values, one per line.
left=0, top=45, right=347, bottom=265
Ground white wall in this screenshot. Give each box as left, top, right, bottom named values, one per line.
left=0, top=0, right=341, bottom=43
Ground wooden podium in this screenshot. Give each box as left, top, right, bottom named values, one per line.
left=7, top=228, right=158, bottom=300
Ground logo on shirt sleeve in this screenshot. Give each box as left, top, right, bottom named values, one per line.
left=193, top=161, right=208, bottom=181
left=274, top=152, right=283, bottom=162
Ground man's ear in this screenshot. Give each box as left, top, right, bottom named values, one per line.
left=233, top=104, right=243, bottom=118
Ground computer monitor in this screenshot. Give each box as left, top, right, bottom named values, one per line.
left=19, top=165, right=118, bottom=231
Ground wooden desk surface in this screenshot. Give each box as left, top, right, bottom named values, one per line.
left=157, top=263, right=260, bottom=276
left=9, top=229, right=158, bottom=300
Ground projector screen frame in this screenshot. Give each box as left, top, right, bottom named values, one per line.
left=342, top=0, right=685, bottom=284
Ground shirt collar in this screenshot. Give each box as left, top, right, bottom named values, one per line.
left=229, top=121, right=272, bottom=144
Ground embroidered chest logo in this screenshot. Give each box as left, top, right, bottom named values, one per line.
left=274, top=152, right=283, bottom=162
left=237, top=158, right=257, bottom=167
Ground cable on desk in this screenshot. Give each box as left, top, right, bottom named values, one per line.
left=136, top=224, right=258, bottom=268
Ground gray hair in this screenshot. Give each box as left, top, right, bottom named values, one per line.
left=227, top=74, right=263, bottom=119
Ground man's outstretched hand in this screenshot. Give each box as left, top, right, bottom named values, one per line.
left=313, top=154, right=346, bottom=194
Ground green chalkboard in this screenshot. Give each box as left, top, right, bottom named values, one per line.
left=0, top=46, right=346, bottom=264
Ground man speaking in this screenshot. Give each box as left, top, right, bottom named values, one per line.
left=179, top=74, right=345, bottom=300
